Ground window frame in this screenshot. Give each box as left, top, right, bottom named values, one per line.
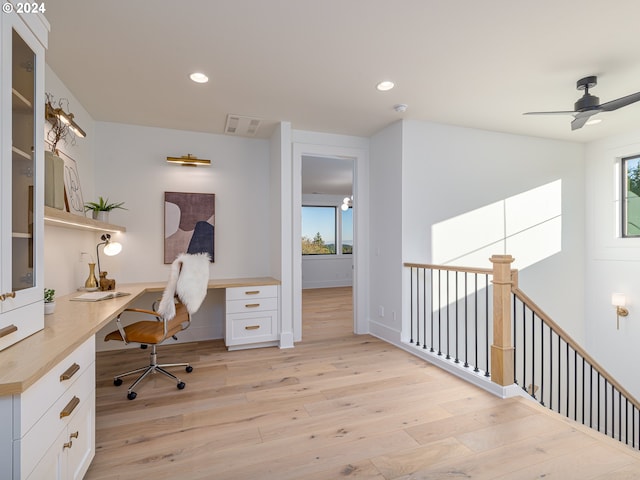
left=622, top=154, right=640, bottom=238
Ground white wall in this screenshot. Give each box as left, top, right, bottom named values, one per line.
left=368, top=121, right=404, bottom=341
left=44, top=65, right=99, bottom=297
left=270, top=121, right=293, bottom=348
left=585, top=128, right=640, bottom=399
left=369, top=120, right=586, bottom=348
left=93, top=122, right=271, bottom=282
left=90, top=122, right=271, bottom=349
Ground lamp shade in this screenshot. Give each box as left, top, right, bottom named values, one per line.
left=103, top=241, right=122, bottom=256
left=611, top=293, right=626, bottom=307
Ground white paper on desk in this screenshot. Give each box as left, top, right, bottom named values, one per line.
left=70, top=291, right=131, bottom=302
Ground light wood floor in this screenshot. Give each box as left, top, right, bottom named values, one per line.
left=86, top=287, right=640, bottom=479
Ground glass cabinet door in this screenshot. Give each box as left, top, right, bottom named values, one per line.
left=1, top=13, right=45, bottom=316
left=11, top=28, right=36, bottom=294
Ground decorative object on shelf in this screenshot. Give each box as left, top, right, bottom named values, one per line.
left=61, top=152, right=84, bottom=216
left=45, top=93, right=86, bottom=154
left=84, top=197, right=127, bottom=223
left=44, top=151, right=65, bottom=210
left=84, top=263, right=98, bottom=289
left=166, top=153, right=211, bottom=167
left=96, top=233, right=123, bottom=290
left=164, top=192, right=215, bottom=264
left=44, top=288, right=55, bottom=315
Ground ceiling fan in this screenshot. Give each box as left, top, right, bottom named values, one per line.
left=524, top=76, right=640, bottom=131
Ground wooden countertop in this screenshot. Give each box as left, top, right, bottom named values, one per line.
left=0, top=277, right=280, bottom=396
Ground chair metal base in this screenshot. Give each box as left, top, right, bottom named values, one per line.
left=113, top=344, right=192, bottom=400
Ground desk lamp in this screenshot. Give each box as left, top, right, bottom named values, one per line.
left=96, top=234, right=122, bottom=290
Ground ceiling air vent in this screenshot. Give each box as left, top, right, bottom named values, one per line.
left=224, top=114, right=261, bottom=137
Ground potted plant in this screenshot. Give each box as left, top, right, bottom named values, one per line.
left=84, top=196, right=127, bottom=222
left=44, top=288, right=56, bottom=315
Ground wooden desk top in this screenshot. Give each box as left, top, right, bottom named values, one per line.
left=0, top=277, right=280, bottom=396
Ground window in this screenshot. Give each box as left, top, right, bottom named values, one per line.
left=623, top=155, right=640, bottom=237
left=301, top=205, right=353, bottom=255
left=302, top=206, right=336, bottom=254
left=342, top=206, right=353, bottom=254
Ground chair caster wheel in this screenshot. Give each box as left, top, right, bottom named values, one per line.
left=127, top=391, right=137, bottom=400
left=177, top=382, right=186, bottom=390
left=114, top=378, right=123, bottom=387
left=140, top=344, right=148, bottom=349
left=186, top=366, right=193, bottom=373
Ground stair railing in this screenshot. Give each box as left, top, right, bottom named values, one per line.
left=405, top=254, right=640, bottom=449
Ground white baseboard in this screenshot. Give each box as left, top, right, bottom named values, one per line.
left=368, top=319, right=524, bottom=399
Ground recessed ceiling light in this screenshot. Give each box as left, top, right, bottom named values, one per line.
left=585, top=118, right=602, bottom=126
left=189, top=72, right=209, bottom=84
left=376, top=80, right=395, bottom=91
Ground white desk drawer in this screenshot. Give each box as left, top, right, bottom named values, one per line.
left=226, top=285, right=277, bottom=301
left=19, top=363, right=95, bottom=478
left=19, top=336, right=95, bottom=435
left=226, top=311, right=278, bottom=346
left=226, top=297, right=278, bottom=314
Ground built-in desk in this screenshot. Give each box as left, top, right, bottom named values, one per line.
left=0, top=276, right=280, bottom=479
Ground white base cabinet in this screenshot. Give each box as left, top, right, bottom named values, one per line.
left=225, top=285, right=279, bottom=350
left=1, top=336, right=95, bottom=480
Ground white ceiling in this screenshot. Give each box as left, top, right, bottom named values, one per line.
left=44, top=1, right=640, bottom=145
left=302, top=156, right=353, bottom=196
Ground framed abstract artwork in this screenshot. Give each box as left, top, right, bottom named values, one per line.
left=164, top=192, right=215, bottom=263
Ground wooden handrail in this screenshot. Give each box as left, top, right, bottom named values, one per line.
left=512, top=286, right=640, bottom=412
left=404, top=262, right=494, bottom=275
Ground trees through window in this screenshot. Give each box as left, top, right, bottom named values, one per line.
left=302, top=205, right=353, bottom=255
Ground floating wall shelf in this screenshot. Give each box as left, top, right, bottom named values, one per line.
left=44, top=206, right=126, bottom=233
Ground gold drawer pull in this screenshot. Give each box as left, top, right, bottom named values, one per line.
left=60, top=396, right=80, bottom=419
left=245, top=325, right=260, bottom=330
left=0, top=325, right=18, bottom=339
left=245, top=290, right=260, bottom=295
left=63, top=431, right=79, bottom=451
left=245, top=303, right=260, bottom=308
left=0, top=292, right=16, bottom=301
left=60, top=363, right=80, bottom=382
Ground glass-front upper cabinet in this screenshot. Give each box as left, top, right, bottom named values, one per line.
left=11, top=29, right=37, bottom=296
left=0, top=8, right=48, bottom=349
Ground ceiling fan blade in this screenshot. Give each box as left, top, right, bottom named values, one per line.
left=571, top=111, right=598, bottom=131
left=599, top=91, right=640, bottom=112
left=523, top=110, right=575, bottom=116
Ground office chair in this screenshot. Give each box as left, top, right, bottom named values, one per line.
left=104, top=252, right=210, bottom=400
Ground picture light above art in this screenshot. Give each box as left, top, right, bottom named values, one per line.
left=166, top=154, right=211, bottom=167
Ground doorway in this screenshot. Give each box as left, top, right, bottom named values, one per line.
left=292, top=142, right=369, bottom=342
left=300, top=155, right=354, bottom=338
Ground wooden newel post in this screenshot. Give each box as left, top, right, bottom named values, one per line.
left=490, top=254, right=515, bottom=386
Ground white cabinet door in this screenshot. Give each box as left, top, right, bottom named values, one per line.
left=0, top=6, right=46, bottom=349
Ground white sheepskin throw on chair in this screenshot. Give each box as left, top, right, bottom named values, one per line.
left=157, top=252, right=210, bottom=320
